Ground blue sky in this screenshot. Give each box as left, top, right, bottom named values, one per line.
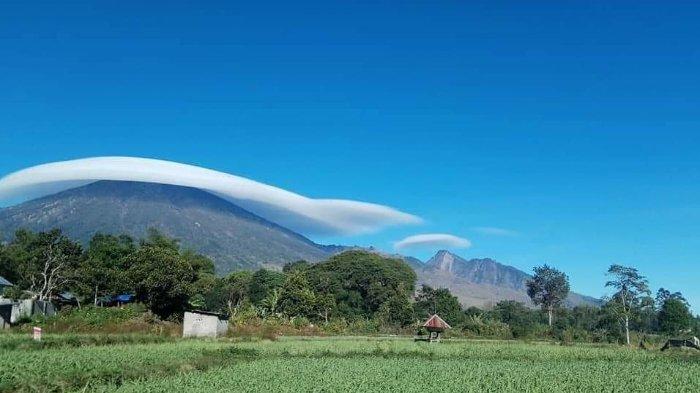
left=1, top=1, right=699, bottom=310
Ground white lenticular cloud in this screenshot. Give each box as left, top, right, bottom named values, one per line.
left=471, top=226, right=518, bottom=236
left=0, top=156, right=422, bottom=236
left=394, top=233, right=471, bottom=250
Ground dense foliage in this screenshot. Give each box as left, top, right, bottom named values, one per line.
left=1, top=228, right=698, bottom=342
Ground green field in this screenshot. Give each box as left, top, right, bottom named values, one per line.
left=1, top=334, right=698, bottom=392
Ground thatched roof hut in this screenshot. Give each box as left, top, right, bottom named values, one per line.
left=423, top=314, right=451, bottom=333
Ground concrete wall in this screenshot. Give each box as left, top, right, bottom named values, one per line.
left=183, top=311, right=228, bottom=338
left=0, top=299, right=56, bottom=325
left=217, top=319, right=228, bottom=336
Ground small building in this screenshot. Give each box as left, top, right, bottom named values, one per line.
left=113, top=294, right=135, bottom=306
left=0, top=299, right=56, bottom=328
left=183, top=310, right=229, bottom=338
left=54, top=292, right=79, bottom=307
left=422, top=314, right=451, bottom=342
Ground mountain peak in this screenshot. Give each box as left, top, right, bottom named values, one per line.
left=426, top=250, right=459, bottom=272
left=424, top=250, right=527, bottom=290
left=0, top=180, right=332, bottom=272
left=417, top=250, right=600, bottom=308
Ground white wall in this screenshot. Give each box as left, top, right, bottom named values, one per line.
left=183, top=312, right=228, bottom=338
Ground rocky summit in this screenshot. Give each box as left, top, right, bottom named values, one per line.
left=413, top=250, right=600, bottom=308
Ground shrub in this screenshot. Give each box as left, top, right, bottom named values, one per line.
left=22, top=304, right=180, bottom=335
left=461, top=315, right=511, bottom=339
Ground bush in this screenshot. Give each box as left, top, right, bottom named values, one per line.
left=23, top=304, right=180, bottom=335
left=1, top=286, right=30, bottom=300
left=347, top=319, right=381, bottom=335
left=555, top=327, right=592, bottom=344
left=324, top=318, right=349, bottom=334
left=291, top=316, right=311, bottom=329
left=461, top=315, right=511, bottom=339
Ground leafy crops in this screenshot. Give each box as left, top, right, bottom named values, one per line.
left=1, top=335, right=698, bottom=392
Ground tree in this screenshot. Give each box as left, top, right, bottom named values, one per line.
left=526, top=264, right=570, bottom=327
left=249, top=269, right=285, bottom=306
left=414, top=285, right=463, bottom=325
left=202, top=271, right=253, bottom=315
left=376, top=290, right=414, bottom=327
left=0, top=241, right=16, bottom=284
left=282, top=260, right=311, bottom=273
left=564, top=305, right=602, bottom=333
left=315, top=293, right=336, bottom=323
left=278, top=270, right=317, bottom=318
left=5, top=229, right=83, bottom=301
left=182, top=249, right=218, bottom=308
left=490, top=300, right=539, bottom=338
left=76, top=233, right=135, bottom=305
left=658, top=297, right=693, bottom=336
left=655, top=288, right=688, bottom=310
left=312, top=251, right=416, bottom=320
left=605, top=264, right=650, bottom=345
left=126, top=238, right=206, bottom=319
left=224, top=271, right=253, bottom=314
left=260, top=288, right=282, bottom=317
left=140, top=228, right=180, bottom=251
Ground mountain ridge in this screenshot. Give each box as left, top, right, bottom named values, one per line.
left=0, top=180, right=333, bottom=272
left=0, top=181, right=600, bottom=307
left=413, top=250, right=600, bottom=308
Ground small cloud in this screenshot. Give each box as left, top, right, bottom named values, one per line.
left=394, top=233, right=471, bottom=251
left=471, top=227, right=518, bottom=237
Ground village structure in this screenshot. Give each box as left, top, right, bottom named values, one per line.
left=182, top=310, right=229, bottom=338
left=417, top=314, right=451, bottom=342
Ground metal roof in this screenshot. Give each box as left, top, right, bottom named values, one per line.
left=423, top=314, right=451, bottom=330
left=0, top=276, right=13, bottom=287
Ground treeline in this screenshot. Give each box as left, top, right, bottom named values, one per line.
left=1, top=229, right=698, bottom=343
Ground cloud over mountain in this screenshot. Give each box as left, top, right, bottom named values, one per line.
left=394, top=233, right=471, bottom=251
left=0, top=157, right=421, bottom=236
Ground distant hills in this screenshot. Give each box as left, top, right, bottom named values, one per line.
left=413, top=250, right=600, bottom=308
left=0, top=180, right=599, bottom=307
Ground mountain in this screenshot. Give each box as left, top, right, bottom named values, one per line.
left=414, top=250, right=600, bottom=308
left=0, top=181, right=600, bottom=307
left=0, top=180, right=334, bottom=272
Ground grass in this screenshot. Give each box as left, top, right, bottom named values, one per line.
left=0, top=332, right=175, bottom=351
left=1, top=334, right=698, bottom=392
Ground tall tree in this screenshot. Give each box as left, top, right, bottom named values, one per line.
left=414, top=284, right=463, bottom=325
left=224, top=271, right=253, bottom=314
left=490, top=300, right=538, bottom=339
left=6, top=229, right=83, bottom=301
left=655, top=288, right=688, bottom=310
left=312, top=251, right=416, bottom=319
left=76, top=233, right=135, bottom=305
left=0, top=242, right=18, bottom=282
left=605, top=264, right=650, bottom=346
left=278, top=270, right=317, bottom=318
left=249, top=269, right=285, bottom=306
left=526, top=264, right=570, bottom=326
left=377, top=290, right=415, bottom=327
left=658, top=296, right=693, bottom=336
left=315, top=293, right=336, bottom=324
left=126, top=233, right=212, bottom=319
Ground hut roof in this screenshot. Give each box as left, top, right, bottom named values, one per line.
left=423, top=314, right=451, bottom=330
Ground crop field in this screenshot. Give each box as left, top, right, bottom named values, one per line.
left=1, top=334, right=699, bottom=392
